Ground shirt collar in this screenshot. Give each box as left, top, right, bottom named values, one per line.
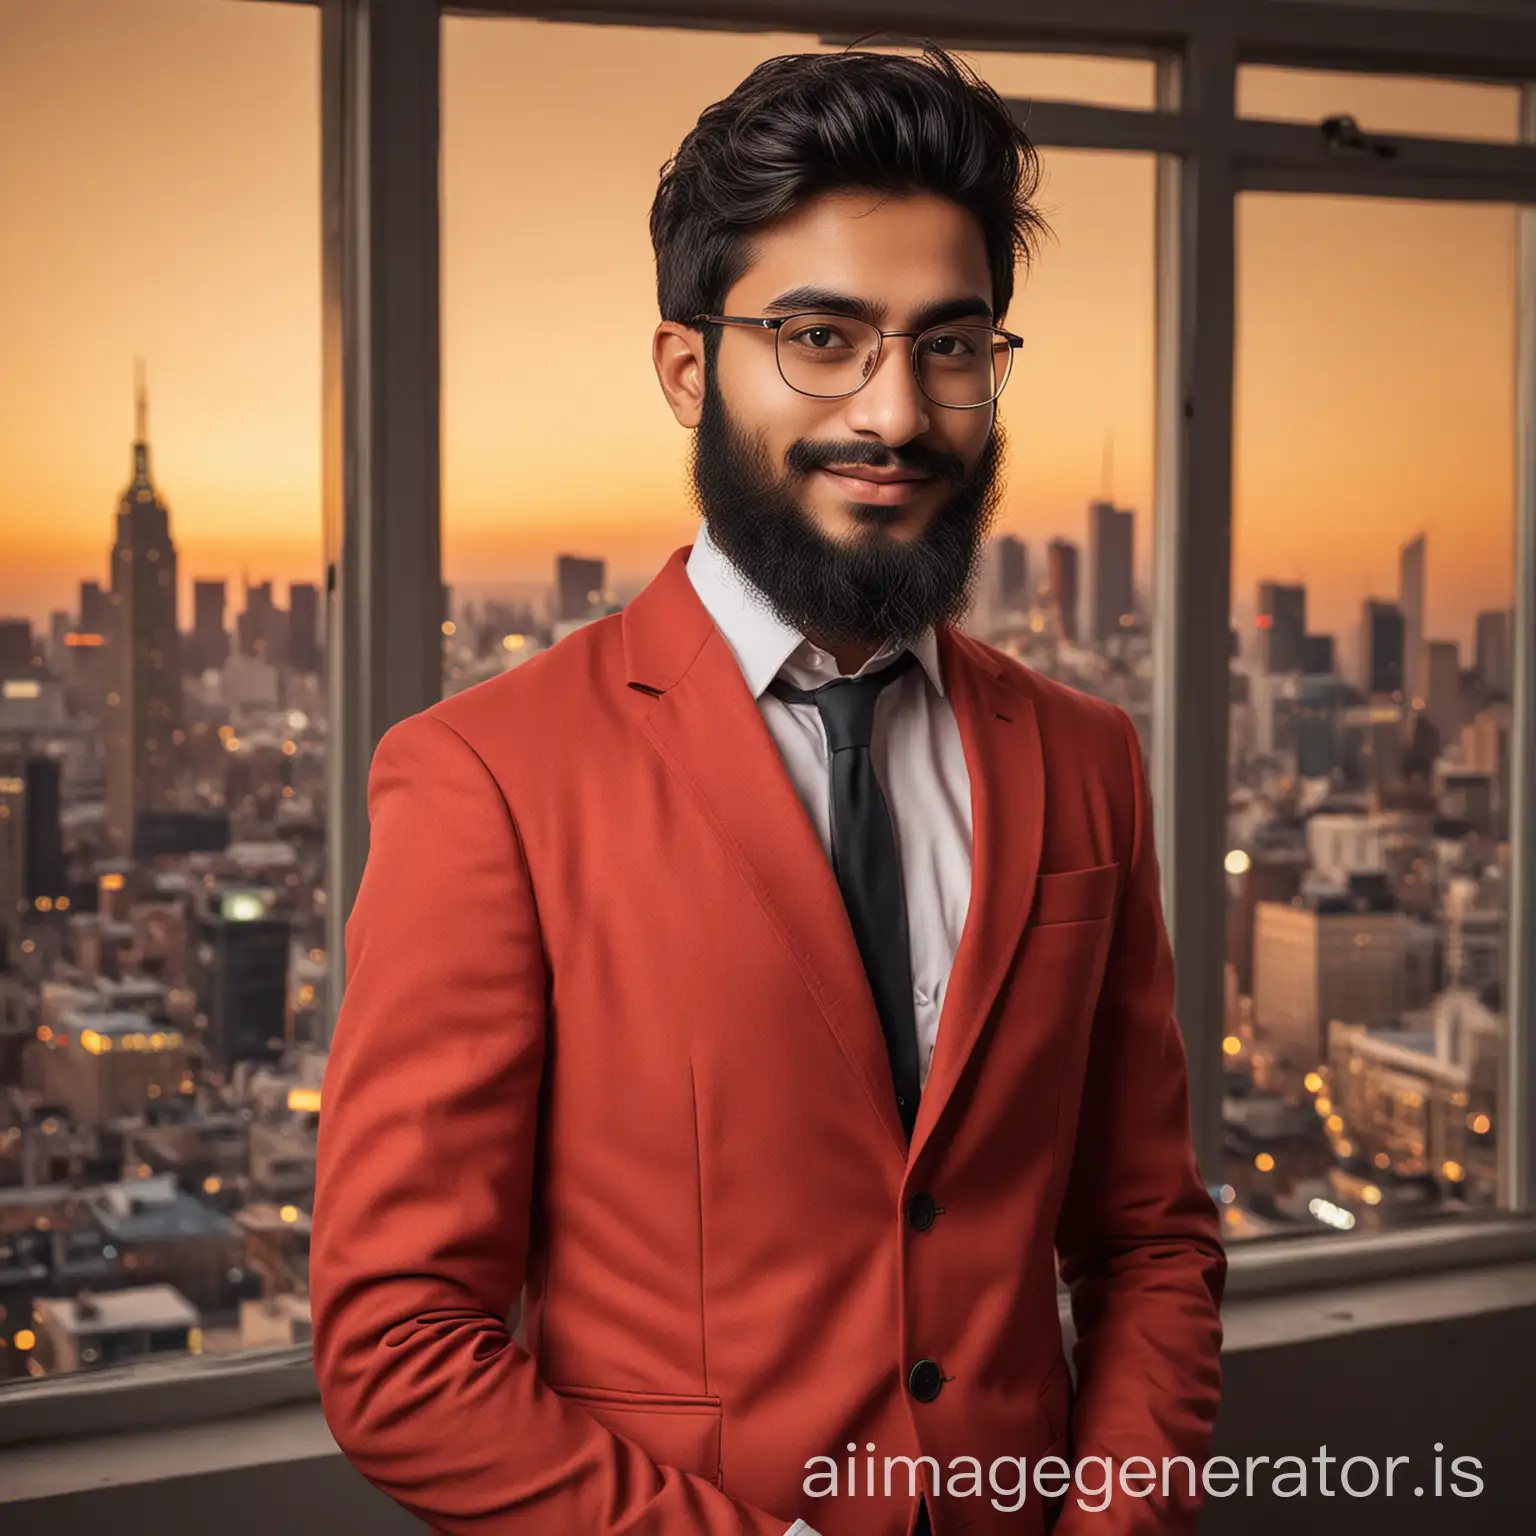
left=685, top=518, right=946, bottom=700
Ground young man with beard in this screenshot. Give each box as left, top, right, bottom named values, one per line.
left=311, top=42, right=1225, bottom=1536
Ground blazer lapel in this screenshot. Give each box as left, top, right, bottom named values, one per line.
left=623, top=546, right=909, bottom=1157
left=908, top=626, right=1045, bottom=1164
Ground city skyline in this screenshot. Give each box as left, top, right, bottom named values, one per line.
left=1, top=0, right=1521, bottom=648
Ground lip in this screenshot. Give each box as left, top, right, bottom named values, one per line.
left=816, top=467, right=935, bottom=505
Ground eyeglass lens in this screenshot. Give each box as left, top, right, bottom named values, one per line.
left=774, top=312, right=1011, bottom=406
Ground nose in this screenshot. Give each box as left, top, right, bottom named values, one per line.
left=841, top=336, right=931, bottom=446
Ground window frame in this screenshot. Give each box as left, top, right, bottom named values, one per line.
left=1, top=0, right=1533, bottom=1448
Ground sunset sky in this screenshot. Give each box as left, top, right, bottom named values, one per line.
left=0, top=0, right=1520, bottom=665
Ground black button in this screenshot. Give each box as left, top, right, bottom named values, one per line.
left=908, top=1358, right=943, bottom=1402
left=907, top=1192, right=937, bottom=1231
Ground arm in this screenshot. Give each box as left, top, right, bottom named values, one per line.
left=1051, top=708, right=1227, bottom=1534
left=310, top=712, right=796, bottom=1535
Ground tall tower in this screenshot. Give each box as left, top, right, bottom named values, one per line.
left=104, top=361, right=185, bottom=856
left=1399, top=533, right=1426, bottom=707
left=1087, top=499, right=1135, bottom=642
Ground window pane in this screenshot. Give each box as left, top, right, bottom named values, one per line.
left=1225, top=193, right=1517, bottom=1241
left=1238, top=65, right=1522, bottom=144
left=442, top=18, right=1155, bottom=749
left=0, top=0, right=323, bottom=1380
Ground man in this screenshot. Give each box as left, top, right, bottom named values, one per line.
left=311, top=42, right=1225, bottom=1536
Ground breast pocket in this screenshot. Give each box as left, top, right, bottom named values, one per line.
left=1029, top=863, right=1120, bottom=928
left=548, top=1382, right=724, bottom=1486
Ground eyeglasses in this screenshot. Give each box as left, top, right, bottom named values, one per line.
left=691, top=310, right=1022, bottom=409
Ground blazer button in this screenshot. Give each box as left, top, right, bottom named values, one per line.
left=907, top=1192, right=937, bottom=1231
left=908, top=1359, right=943, bottom=1402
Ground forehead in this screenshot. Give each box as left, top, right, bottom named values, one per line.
left=727, top=189, right=994, bottom=318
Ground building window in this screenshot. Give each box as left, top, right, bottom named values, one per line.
left=0, top=0, right=325, bottom=1384
left=440, top=20, right=1156, bottom=740
left=1223, top=190, right=1516, bottom=1239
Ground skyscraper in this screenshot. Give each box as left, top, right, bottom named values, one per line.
left=238, top=580, right=278, bottom=661
left=1359, top=599, right=1405, bottom=698
left=79, top=580, right=108, bottom=638
left=556, top=555, right=607, bottom=625
left=104, top=363, right=185, bottom=857
left=1087, top=500, right=1134, bottom=642
left=993, top=534, right=1028, bottom=611
left=1476, top=608, right=1513, bottom=698
left=1426, top=639, right=1462, bottom=747
left=1256, top=581, right=1307, bottom=673
left=1046, top=539, right=1080, bottom=643
left=188, top=580, right=230, bottom=675
left=288, top=582, right=322, bottom=675
left=1399, top=533, right=1427, bottom=706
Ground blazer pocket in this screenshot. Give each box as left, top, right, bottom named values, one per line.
left=1031, top=863, right=1120, bottom=927
left=548, top=1383, right=724, bottom=1485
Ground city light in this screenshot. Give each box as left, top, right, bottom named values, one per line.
left=1223, top=849, right=1251, bottom=876
left=280, top=1205, right=300, bottom=1223
left=287, top=1087, right=322, bottom=1113
left=1442, top=1161, right=1466, bottom=1182
left=1222, top=1035, right=1242, bottom=1056
left=1470, top=1113, right=1492, bottom=1135
left=1304, top=1072, right=1324, bottom=1093
left=1254, top=1153, right=1275, bottom=1172
left=13, top=1330, right=36, bottom=1352
left=1308, top=1197, right=1356, bottom=1231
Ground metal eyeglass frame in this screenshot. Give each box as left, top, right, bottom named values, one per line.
left=690, top=311, right=1023, bottom=409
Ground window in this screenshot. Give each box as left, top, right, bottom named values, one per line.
left=441, top=18, right=1156, bottom=745
left=1238, top=65, right=1523, bottom=144
left=1223, top=192, right=1517, bottom=1240
left=0, top=0, right=323, bottom=1382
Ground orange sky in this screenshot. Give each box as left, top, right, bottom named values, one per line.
left=0, top=0, right=1520, bottom=656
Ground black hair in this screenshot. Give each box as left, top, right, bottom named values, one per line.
left=649, top=39, right=1051, bottom=358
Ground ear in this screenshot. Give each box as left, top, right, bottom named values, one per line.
left=653, top=321, right=706, bottom=428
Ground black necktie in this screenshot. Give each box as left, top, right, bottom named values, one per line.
left=767, top=649, right=922, bottom=1140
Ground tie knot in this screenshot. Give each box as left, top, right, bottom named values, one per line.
left=766, top=649, right=919, bottom=752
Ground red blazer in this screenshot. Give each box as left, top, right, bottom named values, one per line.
left=311, top=544, right=1225, bottom=1536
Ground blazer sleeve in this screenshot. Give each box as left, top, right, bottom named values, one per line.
left=310, top=711, right=794, bottom=1536
left=1051, top=706, right=1227, bottom=1535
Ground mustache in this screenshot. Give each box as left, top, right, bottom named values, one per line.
left=783, top=438, right=967, bottom=484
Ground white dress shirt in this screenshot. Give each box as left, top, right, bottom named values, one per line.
left=686, top=518, right=975, bottom=1093
left=687, top=522, right=973, bottom=1536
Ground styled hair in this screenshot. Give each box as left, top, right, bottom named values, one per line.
left=649, top=40, right=1051, bottom=349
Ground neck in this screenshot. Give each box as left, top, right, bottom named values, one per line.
left=807, top=634, right=884, bottom=676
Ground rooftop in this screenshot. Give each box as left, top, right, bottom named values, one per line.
left=35, top=1283, right=199, bottom=1335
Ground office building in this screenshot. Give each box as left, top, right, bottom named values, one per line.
left=1399, top=532, right=1426, bottom=706
left=1359, top=599, right=1406, bottom=698
left=1475, top=608, right=1513, bottom=698
left=192, top=889, right=291, bottom=1071
left=187, top=580, right=230, bottom=675
left=1301, top=633, right=1335, bottom=676
left=1088, top=499, right=1134, bottom=642
left=1252, top=887, right=1409, bottom=1073
left=288, top=582, right=322, bottom=675
left=1046, top=538, right=1080, bottom=643
left=1425, top=639, right=1461, bottom=747
left=555, top=555, right=607, bottom=625
left=1257, top=581, right=1307, bottom=674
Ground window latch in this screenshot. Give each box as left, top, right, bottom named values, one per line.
left=1320, top=114, right=1400, bottom=160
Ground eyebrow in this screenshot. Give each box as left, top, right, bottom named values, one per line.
left=761, top=285, right=995, bottom=330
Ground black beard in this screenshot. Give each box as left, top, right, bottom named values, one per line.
left=687, top=370, right=1005, bottom=651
